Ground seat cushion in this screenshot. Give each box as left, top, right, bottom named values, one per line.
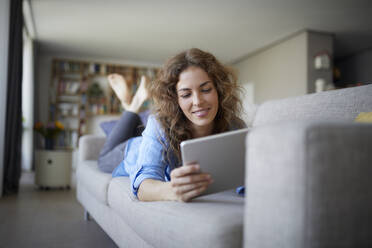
left=107, top=177, right=244, bottom=248
left=76, top=160, right=112, bottom=205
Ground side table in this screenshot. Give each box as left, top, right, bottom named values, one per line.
left=35, top=150, right=72, bottom=189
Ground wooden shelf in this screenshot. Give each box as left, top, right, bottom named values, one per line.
left=58, top=93, right=81, bottom=97
left=56, top=100, right=81, bottom=104
left=49, top=58, right=159, bottom=149
left=58, top=115, right=80, bottom=118
left=57, top=74, right=83, bottom=79
left=86, top=113, right=121, bottom=117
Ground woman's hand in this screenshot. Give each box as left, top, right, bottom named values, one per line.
left=169, top=163, right=213, bottom=202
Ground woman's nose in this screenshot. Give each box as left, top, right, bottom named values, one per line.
left=192, top=92, right=203, bottom=106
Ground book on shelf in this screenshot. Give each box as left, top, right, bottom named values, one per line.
left=49, top=104, right=56, bottom=121
left=89, top=103, right=107, bottom=115
left=88, top=63, right=106, bottom=75
left=58, top=103, right=80, bottom=117
left=58, top=95, right=80, bottom=103
left=81, top=94, right=87, bottom=104
left=79, top=108, right=86, bottom=119
left=80, top=80, right=88, bottom=93
left=58, top=61, right=81, bottom=73
left=56, top=129, right=79, bottom=149
left=58, top=80, right=81, bottom=95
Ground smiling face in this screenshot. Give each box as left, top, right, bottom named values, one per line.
left=176, top=66, right=219, bottom=137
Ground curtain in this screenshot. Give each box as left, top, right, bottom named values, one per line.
left=2, top=0, right=23, bottom=195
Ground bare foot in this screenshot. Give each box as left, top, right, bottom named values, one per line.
left=127, top=76, right=150, bottom=113
left=107, top=73, right=132, bottom=109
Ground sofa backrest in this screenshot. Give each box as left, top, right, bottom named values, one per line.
left=253, top=84, right=372, bottom=127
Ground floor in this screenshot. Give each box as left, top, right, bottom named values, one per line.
left=0, top=172, right=117, bottom=248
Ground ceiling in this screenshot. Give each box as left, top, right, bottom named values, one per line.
left=28, top=0, right=372, bottom=64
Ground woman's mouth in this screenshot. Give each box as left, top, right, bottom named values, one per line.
left=192, top=108, right=210, bottom=118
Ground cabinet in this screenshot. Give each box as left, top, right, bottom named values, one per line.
left=35, top=150, right=72, bottom=189
left=49, top=59, right=158, bottom=149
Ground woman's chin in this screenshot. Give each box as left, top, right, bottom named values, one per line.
left=190, top=118, right=214, bottom=128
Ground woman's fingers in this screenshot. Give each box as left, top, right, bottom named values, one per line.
left=170, top=164, right=200, bottom=178
left=171, top=173, right=211, bottom=186
left=173, top=181, right=210, bottom=195
left=169, top=163, right=213, bottom=202
left=169, top=175, right=213, bottom=202
left=179, top=185, right=208, bottom=202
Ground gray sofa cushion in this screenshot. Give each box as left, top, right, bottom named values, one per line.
left=107, top=177, right=244, bottom=248
left=253, top=84, right=372, bottom=127
left=76, top=161, right=112, bottom=205
left=78, top=135, right=106, bottom=161
left=244, top=121, right=372, bottom=248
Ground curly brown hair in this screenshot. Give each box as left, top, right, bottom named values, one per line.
left=149, top=48, right=245, bottom=164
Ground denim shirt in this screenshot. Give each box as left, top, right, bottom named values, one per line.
left=112, top=115, right=246, bottom=197
left=112, top=115, right=178, bottom=196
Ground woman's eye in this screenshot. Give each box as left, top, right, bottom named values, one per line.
left=180, top=93, right=191, bottom=98
left=201, top=88, right=212, bottom=93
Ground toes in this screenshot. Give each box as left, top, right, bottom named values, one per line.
left=108, top=74, right=126, bottom=84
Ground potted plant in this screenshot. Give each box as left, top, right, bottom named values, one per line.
left=34, top=121, right=64, bottom=150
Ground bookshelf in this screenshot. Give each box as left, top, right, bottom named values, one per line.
left=49, top=58, right=158, bottom=149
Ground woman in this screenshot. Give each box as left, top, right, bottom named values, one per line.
left=98, top=48, right=245, bottom=202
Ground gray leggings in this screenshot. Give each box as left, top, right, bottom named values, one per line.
left=98, top=111, right=145, bottom=173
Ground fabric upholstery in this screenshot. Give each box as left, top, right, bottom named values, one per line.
left=76, top=161, right=112, bottom=205
left=78, top=135, right=106, bottom=161
left=107, top=177, right=244, bottom=248
left=77, top=181, right=151, bottom=248
left=253, top=84, right=372, bottom=127
left=244, top=121, right=372, bottom=248
left=99, top=120, right=119, bottom=136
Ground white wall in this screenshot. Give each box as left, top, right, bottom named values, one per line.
left=233, top=30, right=333, bottom=104
left=22, top=31, right=35, bottom=171
left=240, top=82, right=256, bottom=127
left=0, top=0, right=10, bottom=197
left=233, top=32, right=308, bottom=104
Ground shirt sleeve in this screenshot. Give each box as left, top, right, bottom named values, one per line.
left=130, top=115, right=168, bottom=197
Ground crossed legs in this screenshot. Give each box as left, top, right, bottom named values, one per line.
left=97, top=74, right=150, bottom=173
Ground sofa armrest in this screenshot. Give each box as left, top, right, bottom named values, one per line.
left=244, top=121, right=372, bottom=248
left=78, top=135, right=106, bottom=161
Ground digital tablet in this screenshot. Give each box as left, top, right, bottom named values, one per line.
left=180, top=128, right=249, bottom=195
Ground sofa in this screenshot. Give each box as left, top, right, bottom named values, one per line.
left=76, top=84, right=372, bottom=248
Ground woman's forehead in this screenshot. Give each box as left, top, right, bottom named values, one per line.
left=177, top=67, right=211, bottom=89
